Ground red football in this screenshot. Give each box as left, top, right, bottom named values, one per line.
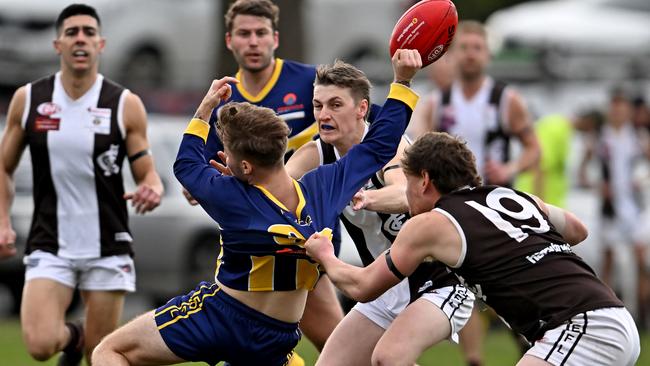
left=389, top=0, right=458, bottom=67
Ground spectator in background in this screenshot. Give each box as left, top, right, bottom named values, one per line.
left=0, top=4, right=163, bottom=365
left=582, top=87, right=650, bottom=324
left=515, top=114, right=573, bottom=208
left=575, top=109, right=605, bottom=189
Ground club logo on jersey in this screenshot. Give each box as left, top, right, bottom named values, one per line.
left=34, top=116, right=61, bottom=132
left=36, top=102, right=61, bottom=116
left=383, top=213, right=408, bottom=236
left=283, top=92, right=297, bottom=106
left=97, top=144, right=120, bottom=176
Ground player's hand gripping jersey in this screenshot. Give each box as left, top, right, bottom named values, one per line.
left=174, top=84, right=418, bottom=292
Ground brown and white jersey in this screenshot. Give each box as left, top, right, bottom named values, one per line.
left=435, top=185, right=623, bottom=342
left=22, top=72, right=132, bottom=259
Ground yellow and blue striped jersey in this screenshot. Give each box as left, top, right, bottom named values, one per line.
left=206, top=58, right=317, bottom=162
left=174, top=83, right=418, bottom=292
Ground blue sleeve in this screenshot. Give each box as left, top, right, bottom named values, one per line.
left=204, top=108, right=225, bottom=162
left=367, top=103, right=382, bottom=124
left=301, top=84, right=418, bottom=220
left=173, top=120, right=230, bottom=216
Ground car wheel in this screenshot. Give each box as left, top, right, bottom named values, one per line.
left=186, top=233, right=221, bottom=287
left=121, top=47, right=165, bottom=90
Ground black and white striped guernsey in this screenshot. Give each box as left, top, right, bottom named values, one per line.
left=22, top=72, right=133, bottom=258
left=317, top=133, right=458, bottom=298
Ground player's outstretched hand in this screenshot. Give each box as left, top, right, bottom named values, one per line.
left=124, top=184, right=162, bottom=214
left=305, top=232, right=335, bottom=263
left=0, top=225, right=17, bottom=260
left=391, top=49, right=422, bottom=84
left=194, top=76, right=239, bottom=120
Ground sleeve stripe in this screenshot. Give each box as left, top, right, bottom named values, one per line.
left=185, top=118, right=210, bottom=143
left=387, top=83, right=419, bottom=111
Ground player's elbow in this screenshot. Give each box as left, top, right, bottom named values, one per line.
left=345, top=281, right=381, bottom=303
left=565, top=219, right=589, bottom=246
left=348, top=288, right=377, bottom=303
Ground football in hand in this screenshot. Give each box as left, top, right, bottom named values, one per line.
left=389, top=0, right=459, bottom=67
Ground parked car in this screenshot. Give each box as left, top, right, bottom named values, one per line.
left=486, top=0, right=650, bottom=80
left=0, top=0, right=218, bottom=90
left=0, top=116, right=221, bottom=311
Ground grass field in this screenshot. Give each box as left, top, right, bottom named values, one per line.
left=0, top=318, right=647, bottom=365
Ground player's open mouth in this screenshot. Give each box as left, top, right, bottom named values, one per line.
left=73, top=50, right=89, bottom=59
left=320, top=124, right=335, bottom=131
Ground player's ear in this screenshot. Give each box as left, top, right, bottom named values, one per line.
left=420, top=170, right=431, bottom=193
left=241, top=160, right=253, bottom=175
left=225, top=32, right=232, bottom=50
left=272, top=30, right=279, bottom=51
left=357, top=99, right=369, bottom=120
left=98, top=37, right=106, bottom=54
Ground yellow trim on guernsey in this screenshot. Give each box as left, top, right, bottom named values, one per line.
left=387, top=83, right=419, bottom=111
left=296, top=258, right=320, bottom=290
left=249, top=256, right=276, bottom=291
left=184, top=118, right=210, bottom=144
left=286, top=121, right=319, bottom=153
left=236, top=58, right=284, bottom=102
left=293, top=180, right=306, bottom=218
left=254, top=179, right=306, bottom=217
left=288, top=352, right=306, bottom=366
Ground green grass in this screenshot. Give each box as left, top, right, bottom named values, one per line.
left=1, top=318, right=647, bottom=365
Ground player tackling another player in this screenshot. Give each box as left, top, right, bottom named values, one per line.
left=305, top=131, right=640, bottom=366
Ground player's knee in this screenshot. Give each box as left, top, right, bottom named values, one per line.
left=90, top=339, right=111, bottom=364
left=371, top=346, right=401, bottom=366
left=23, top=333, right=58, bottom=361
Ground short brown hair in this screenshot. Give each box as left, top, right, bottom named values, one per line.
left=217, top=102, right=289, bottom=168
left=456, top=20, right=487, bottom=39
left=402, top=132, right=482, bottom=194
left=315, top=60, right=372, bottom=118
left=225, top=0, right=279, bottom=32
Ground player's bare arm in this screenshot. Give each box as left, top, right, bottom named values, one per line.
left=529, top=194, right=588, bottom=246
left=123, top=91, right=163, bottom=214
left=306, top=212, right=460, bottom=302
left=285, top=140, right=320, bottom=179
left=0, top=86, right=28, bottom=259
left=353, top=137, right=409, bottom=213
left=507, top=91, right=540, bottom=176
left=485, top=91, right=540, bottom=184
left=389, top=211, right=464, bottom=274
left=305, top=231, right=401, bottom=303
left=406, top=93, right=436, bottom=141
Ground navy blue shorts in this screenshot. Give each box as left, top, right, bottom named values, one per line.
left=154, top=281, right=301, bottom=366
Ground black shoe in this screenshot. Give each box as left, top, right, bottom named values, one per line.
left=57, top=320, right=84, bottom=366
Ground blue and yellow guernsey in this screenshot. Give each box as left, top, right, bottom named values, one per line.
left=205, top=58, right=318, bottom=162
left=174, top=83, right=418, bottom=292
